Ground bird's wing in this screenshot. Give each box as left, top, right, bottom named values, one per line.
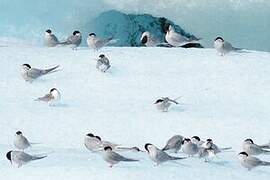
left=102, top=141, right=120, bottom=148
left=95, top=39, right=108, bottom=49
left=212, top=144, right=221, bottom=153
left=16, top=152, right=33, bottom=162
left=27, top=68, right=43, bottom=79
left=66, top=35, right=75, bottom=44
left=198, top=148, right=209, bottom=158
left=168, top=98, right=179, bottom=104
left=248, top=157, right=263, bottom=166
left=108, top=152, right=137, bottom=162
left=36, top=93, right=52, bottom=102
left=163, top=136, right=182, bottom=150
left=156, top=150, right=171, bottom=162
left=249, top=144, right=263, bottom=153
left=170, top=32, right=189, bottom=43
left=51, top=35, right=59, bottom=43
left=22, top=137, right=31, bottom=147
left=223, top=41, right=234, bottom=51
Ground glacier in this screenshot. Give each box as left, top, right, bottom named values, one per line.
left=0, top=0, right=270, bottom=51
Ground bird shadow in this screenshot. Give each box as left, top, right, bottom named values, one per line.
left=208, top=160, right=230, bottom=167
left=170, top=160, right=191, bottom=167
left=50, top=103, right=69, bottom=108
left=108, top=66, right=123, bottom=77
left=170, top=105, right=186, bottom=113
left=254, top=169, right=270, bottom=175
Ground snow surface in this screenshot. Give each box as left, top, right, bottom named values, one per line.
left=1, top=42, right=270, bottom=179
left=0, top=0, right=269, bottom=51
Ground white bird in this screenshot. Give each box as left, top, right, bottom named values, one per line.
left=214, top=37, right=241, bottom=56
left=94, top=136, right=120, bottom=149
left=60, top=31, right=82, bottom=49
left=191, top=136, right=205, bottom=147
left=84, top=133, right=103, bottom=152
left=44, top=29, right=59, bottom=47
left=102, top=146, right=139, bottom=167
left=6, top=151, right=46, bottom=168
left=36, top=88, right=61, bottom=105
left=140, top=31, right=160, bottom=47
left=96, top=54, right=111, bottom=73
left=13, top=131, right=31, bottom=151
left=202, top=139, right=232, bottom=154
left=154, top=97, right=179, bottom=112
left=242, top=139, right=270, bottom=155
left=181, top=138, right=199, bottom=157
left=238, top=152, right=270, bottom=171
left=84, top=133, right=143, bottom=153
left=198, top=141, right=216, bottom=162
left=165, top=25, right=200, bottom=47
left=145, top=143, right=186, bottom=165
left=162, top=135, right=184, bottom=153
left=21, top=64, right=60, bottom=82
left=87, top=33, right=116, bottom=51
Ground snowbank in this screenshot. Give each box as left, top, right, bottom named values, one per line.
left=0, top=43, right=270, bottom=179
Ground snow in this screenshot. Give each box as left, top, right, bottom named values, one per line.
left=0, top=0, right=269, bottom=51
left=1, top=42, right=270, bottom=179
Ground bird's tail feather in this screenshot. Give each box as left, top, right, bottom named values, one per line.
left=263, top=149, right=270, bottom=154
left=30, top=142, right=41, bottom=145
left=44, top=65, right=60, bottom=74
left=260, top=145, right=270, bottom=149
left=262, top=161, right=270, bottom=166
left=32, top=155, right=47, bottom=161
left=57, top=41, right=69, bottom=45
left=122, top=158, right=139, bottom=162
left=107, top=38, right=118, bottom=45
left=233, top=47, right=242, bottom=51
left=169, top=156, right=186, bottom=160
left=162, top=146, right=169, bottom=151
left=220, top=147, right=232, bottom=151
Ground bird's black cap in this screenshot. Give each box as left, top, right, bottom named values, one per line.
left=50, top=88, right=57, bottom=93
left=6, top=151, right=12, bottom=161
left=244, top=139, right=254, bottom=144
left=95, top=136, right=101, bottom=141
left=182, top=138, right=191, bottom=144
left=22, top=64, right=31, bottom=68
left=154, top=99, right=163, bottom=104
left=192, top=136, right=200, bottom=141
left=104, top=146, right=112, bottom=151
left=86, top=133, right=94, bottom=137
left=73, top=31, right=80, bottom=35
left=16, top=131, right=22, bottom=135
left=99, top=54, right=105, bottom=58
left=144, top=143, right=152, bottom=152
left=215, top=37, right=224, bottom=41
left=239, top=152, right=248, bottom=156
left=46, top=29, right=52, bottom=33
left=89, top=33, right=96, bottom=36
left=141, top=35, right=148, bottom=44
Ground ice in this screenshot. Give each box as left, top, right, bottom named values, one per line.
left=0, top=41, right=270, bottom=179
left=0, top=1, right=269, bottom=51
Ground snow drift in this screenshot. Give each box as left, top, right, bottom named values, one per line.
left=1, top=43, right=270, bottom=179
